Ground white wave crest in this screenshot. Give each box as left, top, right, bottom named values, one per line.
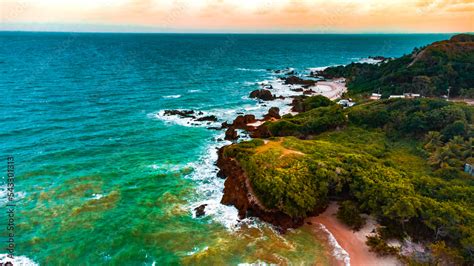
left=318, top=223, right=351, bottom=266
left=163, top=95, right=181, bottom=99
left=236, top=68, right=267, bottom=72
left=148, top=110, right=220, bottom=128
left=0, top=184, right=26, bottom=206
left=357, top=58, right=383, bottom=64
left=185, top=135, right=242, bottom=230
left=0, top=254, right=39, bottom=266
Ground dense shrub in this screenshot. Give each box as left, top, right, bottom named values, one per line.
left=348, top=99, right=473, bottom=140
left=225, top=98, right=474, bottom=263
left=366, top=235, right=400, bottom=256
left=322, top=34, right=474, bottom=97
left=267, top=105, right=347, bottom=137
left=336, top=201, right=366, bottom=230
left=302, top=95, right=335, bottom=110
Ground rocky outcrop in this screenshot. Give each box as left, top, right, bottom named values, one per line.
left=283, top=76, right=316, bottom=86
left=225, top=127, right=238, bottom=140
left=194, top=204, right=207, bottom=217
left=232, top=114, right=256, bottom=129
left=263, top=107, right=281, bottom=120
left=164, top=110, right=219, bottom=125
left=195, top=115, right=218, bottom=122
left=369, top=55, right=390, bottom=61
left=249, top=124, right=271, bottom=138
left=216, top=147, right=303, bottom=231
left=249, top=89, right=275, bottom=101
left=164, top=109, right=197, bottom=118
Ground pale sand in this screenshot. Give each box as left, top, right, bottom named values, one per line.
left=314, top=79, right=348, bottom=100
left=247, top=120, right=265, bottom=127
left=306, top=202, right=401, bottom=266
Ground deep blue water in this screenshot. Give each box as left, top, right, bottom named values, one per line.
left=0, top=32, right=453, bottom=265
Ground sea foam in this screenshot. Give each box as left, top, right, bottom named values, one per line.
left=318, top=224, right=351, bottom=266
left=163, top=94, right=182, bottom=99
left=0, top=254, right=39, bottom=266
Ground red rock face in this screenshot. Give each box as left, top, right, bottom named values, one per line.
left=216, top=146, right=304, bottom=232
left=263, top=107, right=281, bottom=120
left=232, top=114, right=256, bottom=130
left=224, top=127, right=239, bottom=140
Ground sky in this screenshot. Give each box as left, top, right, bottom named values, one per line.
left=1, top=0, right=473, bottom=33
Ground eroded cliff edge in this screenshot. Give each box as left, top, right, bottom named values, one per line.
left=216, top=146, right=304, bottom=231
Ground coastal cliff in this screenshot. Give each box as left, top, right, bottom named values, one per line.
left=216, top=146, right=304, bottom=231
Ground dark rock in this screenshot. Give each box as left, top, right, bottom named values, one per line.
left=232, top=114, right=256, bottom=129
left=164, top=110, right=195, bottom=118
left=221, top=121, right=231, bottom=129
left=303, top=89, right=315, bottom=95
left=207, top=126, right=221, bottom=130
left=290, top=88, right=304, bottom=92
left=194, top=204, right=207, bottom=217
left=225, top=127, right=238, bottom=140
left=368, top=55, right=389, bottom=61
left=263, top=107, right=281, bottom=120
left=250, top=124, right=271, bottom=138
left=196, top=115, right=218, bottom=122
left=283, top=76, right=316, bottom=86
left=249, top=89, right=275, bottom=101
left=217, top=169, right=226, bottom=179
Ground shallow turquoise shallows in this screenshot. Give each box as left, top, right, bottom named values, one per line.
left=0, top=33, right=452, bottom=265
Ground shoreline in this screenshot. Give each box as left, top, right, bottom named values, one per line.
left=306, top=202, right=401, bottom=266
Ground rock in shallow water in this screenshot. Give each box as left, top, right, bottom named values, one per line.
left=249, top=89, right=275, bottom=101
left=224, top=127, right=239, bottom=140
left=194, top=204, right=207, bottom=217
left=196, top=115, right=218, bottom=122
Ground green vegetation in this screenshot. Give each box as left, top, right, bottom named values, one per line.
left=336, top=201, right=366, bottom=231
left=290, top=95, right=336, bottom=113
left=266, top=105, right=347, bottom=137
left=322, top=34, right=474, bottom=97
left=223, top=97, right=474, bottom=263
left=366, top=235, right=400, bottom=257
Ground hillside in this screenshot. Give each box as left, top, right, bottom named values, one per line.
left=218, top=98, right=474, bottom=264
left=321, top=34, right=474, bottom=97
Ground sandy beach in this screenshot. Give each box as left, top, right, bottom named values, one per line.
left=306, top=202, right=401, bottom=266
left=315, top=78, right=347, bottom=100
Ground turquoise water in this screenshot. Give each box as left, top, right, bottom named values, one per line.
left=0, top=33, right=452, bottom=265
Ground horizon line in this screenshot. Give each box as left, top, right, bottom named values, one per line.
left=0, top=29, right=467, bottom=35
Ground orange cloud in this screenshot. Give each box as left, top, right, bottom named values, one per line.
left=1, top=0, right=473, bottom=32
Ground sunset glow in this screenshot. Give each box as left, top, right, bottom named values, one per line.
left=1, top=0, right=473, bottom=32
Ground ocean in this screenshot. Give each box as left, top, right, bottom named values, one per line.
left=0, top=32, right=452, bottom=265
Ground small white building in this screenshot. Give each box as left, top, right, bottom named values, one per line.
left=404, top=93, right=421, bottom=99
left=389, top=95, right=405, bottom=99
left=337, top=99, right=355, bottom=108
left=370, top=93, right=382, bottom=100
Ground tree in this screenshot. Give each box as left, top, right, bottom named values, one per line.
left=336, top=201, right=366, bottom=230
